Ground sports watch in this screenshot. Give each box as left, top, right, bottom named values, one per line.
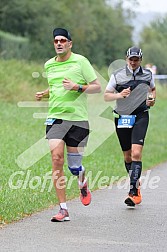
left=78, top=85, right=83, bottom=92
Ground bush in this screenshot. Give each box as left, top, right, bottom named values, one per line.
left=0, top=30, right=30, bottom=60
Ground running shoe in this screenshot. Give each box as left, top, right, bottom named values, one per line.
left=80, top=181, right=91, bottom=206
left=51, top=208, right=70, bottom=222
left=124, top=193, right=142, bottom=206
left=125, top=182, right=142, bottom=206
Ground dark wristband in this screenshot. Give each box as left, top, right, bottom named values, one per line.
left=78, top=85, right=83, bottom=92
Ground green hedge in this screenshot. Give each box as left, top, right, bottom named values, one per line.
left=0, top=30, right=30, bottom=60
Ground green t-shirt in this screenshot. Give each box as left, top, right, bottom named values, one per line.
left=44, top=52, right=97, bottom=121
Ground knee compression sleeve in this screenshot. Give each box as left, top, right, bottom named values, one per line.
left=67, top=153, right=84, bottom=176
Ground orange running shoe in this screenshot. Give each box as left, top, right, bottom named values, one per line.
left=125, top=183, right=142, bottom=206
left=124, top=194, right=142, bottom=206
left=80, top=181, right=91, bottom=206
left=51, top=208, right=70, bottom=222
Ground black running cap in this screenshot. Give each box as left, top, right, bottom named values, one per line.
left=53, top=28, right=72, bottom=41
left=127, top=46, right=142, bottom=58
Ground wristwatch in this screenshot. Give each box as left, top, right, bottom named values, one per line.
left=78, top=85, right=83, bottom=92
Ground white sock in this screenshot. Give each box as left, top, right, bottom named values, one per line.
left=60, top=202, right=68, bottom=210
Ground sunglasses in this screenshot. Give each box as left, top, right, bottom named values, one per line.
left=54, top=38, right=69, bottom=44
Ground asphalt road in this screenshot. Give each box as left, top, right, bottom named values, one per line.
left=1, top=162, right=167, bottom=252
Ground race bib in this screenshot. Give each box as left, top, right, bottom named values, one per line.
left=117, top=115, right=136, bottom=128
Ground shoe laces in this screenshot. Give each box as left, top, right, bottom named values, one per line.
left=59, top=208, right=67, bottom=215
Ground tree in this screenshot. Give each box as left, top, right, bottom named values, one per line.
left=0, top=0, right=134, bottom=67
left=140, top=15, right=167, bottom=74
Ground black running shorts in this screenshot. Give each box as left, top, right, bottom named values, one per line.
left=114, top=111, right=149, bottom=151
left=46, top=119, right=89, bottom=147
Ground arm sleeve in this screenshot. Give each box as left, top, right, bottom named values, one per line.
left=150, top=74, right=155, bottom=89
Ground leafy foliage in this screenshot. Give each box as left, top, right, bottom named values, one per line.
left=140, top=15, right=167, bottom=74
left=0, top=0, right=134, bottom=67
left=0, top=30, right=30, bottom=59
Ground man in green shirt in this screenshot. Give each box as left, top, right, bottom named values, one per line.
left=36, top=28, right=101, bottom=222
